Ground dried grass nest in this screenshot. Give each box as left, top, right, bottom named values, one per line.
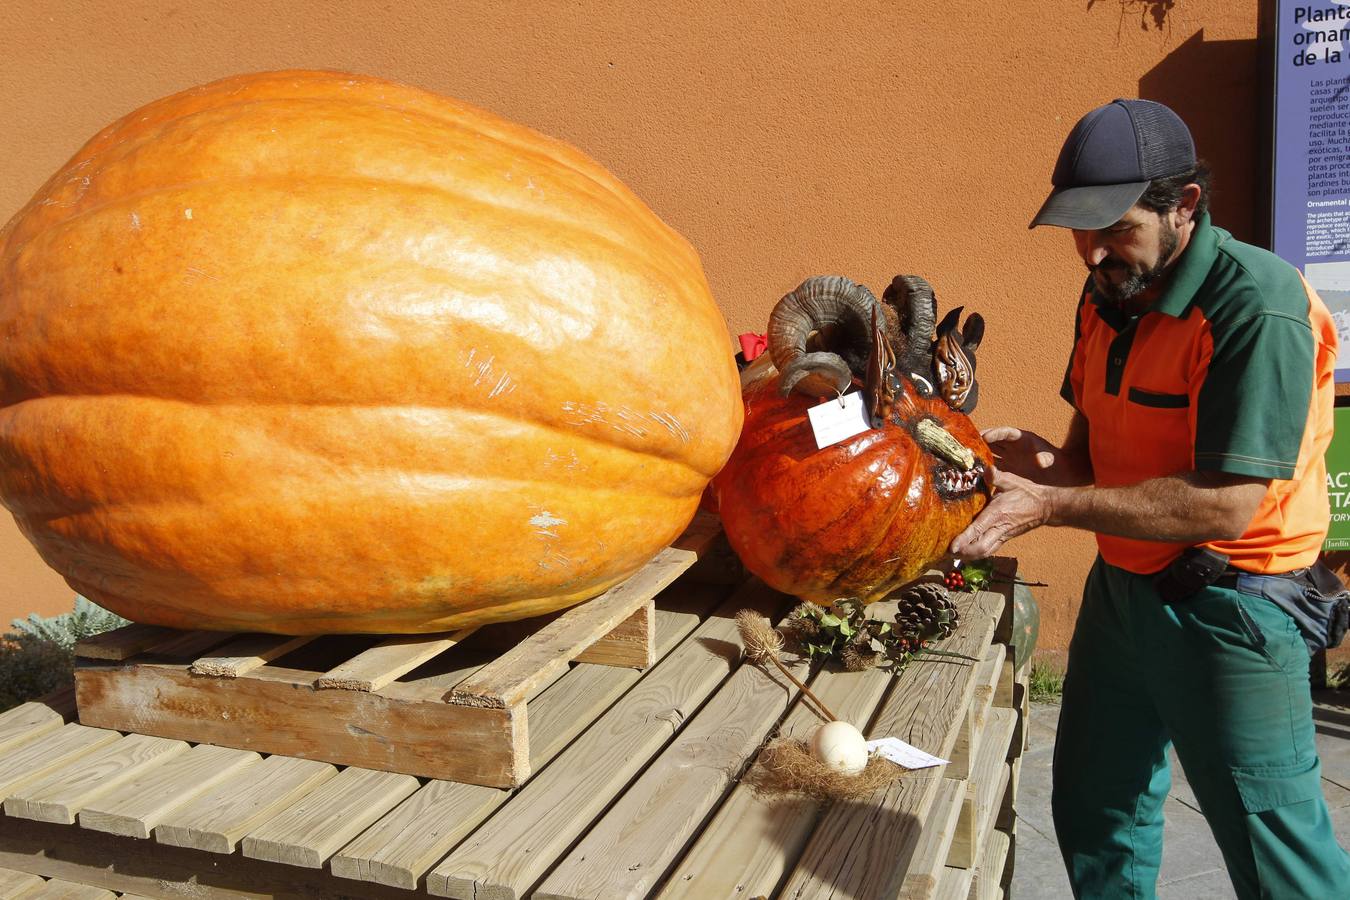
left=747, top=736, right=912, bottom=802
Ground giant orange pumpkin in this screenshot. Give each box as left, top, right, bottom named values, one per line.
left=0, top=70, right=742, bottom=633
left=712, top=275, right=991, bottom=603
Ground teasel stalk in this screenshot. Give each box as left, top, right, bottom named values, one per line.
left=735, top=609, right=840, bottom=723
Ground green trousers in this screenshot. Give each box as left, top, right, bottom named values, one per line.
left=1052, top=557, right=1350, bottom=899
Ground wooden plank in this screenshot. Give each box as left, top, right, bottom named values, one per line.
left=776, top=588, right=1005, bottom=900
left=571, top=599, right=654, bottom=668
left=995, top=655, right=1015, bottom=708
left=140, top=629, right=238, bottom=661
left=76, top=660, right=524, bottom=787
left=34, top=686, right=77, bottom=721
left=78, top=744, right=262, bottom=839
left=190, top=634, right=314, bottom=677
left=534, top=623, right=812, bottom=900
left=315, top=628, right=478, bottom=692
left=966, top=828, right=1011, bottom=900
left=947, top=644, right=1006, bottom=854
left=990, top=558, right=1018, bottom=646
left=656, top=667, right=893, bottom=899
left=447, top=546, right=696, bottom=708
left=948, top=707, right=1017, bottom=869
left=934, top=865, right=973, bottom=900
left=997, top=756, right=1021, bottom=832
left=947, top=644, right=1005, bottom=781
left=0, top=816, right=419, bottom=900
left=330, top=780, right=508, bottom=891
left=1016, top=670, right=1031, bottom=753
left=0, top=724, right=121, bottom=800
left=898, top=778, right=967, bottom=900
left=946, top=703, right=976, bottom=783
left=0, top=702, right=66, bottom=757
left=154, top=756, right=336, bottom=854
left=0, top=865, right=43, bottom=897
left=16, top=880, right=115, bottom=899
left=425, top=580, right=787, bottom=900
left=241, top=767, right=419, bottom=868
left=999, top=820, right=1017, bottom=893
left=330, top=593, right=721, bottom=892
left=4, top=733, right=188, bottom=824
left=73, top=624, right=176, bottom=661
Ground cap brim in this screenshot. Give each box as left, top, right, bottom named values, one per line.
left=1029, top=181, right=1148, bottom=229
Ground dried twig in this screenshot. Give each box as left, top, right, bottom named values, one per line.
left=736, top=609, right=839, bottom=723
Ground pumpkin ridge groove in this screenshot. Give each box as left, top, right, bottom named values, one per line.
left=6, top=95, right=692, bottom=273
left=2, top=173, right=697, bottom=301
left=80, top=86, right=663, bottom=239
left=0, top=398, right=717, bottom=482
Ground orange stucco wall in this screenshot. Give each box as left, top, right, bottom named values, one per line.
left=0, top=1, right=1267, bottom=647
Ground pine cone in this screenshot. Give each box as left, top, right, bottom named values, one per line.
left=895, top=582, right=959, bottom=642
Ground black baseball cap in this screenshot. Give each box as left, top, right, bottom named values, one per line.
left=1030, top=99, right=1196, bottom=229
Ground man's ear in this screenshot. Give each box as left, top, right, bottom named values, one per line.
left=1174, top=183, right=1202, bottom=225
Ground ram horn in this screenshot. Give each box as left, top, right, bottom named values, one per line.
left=882, top=274, right=938, bottom=394
left=768, top=275, right=888, bottom=399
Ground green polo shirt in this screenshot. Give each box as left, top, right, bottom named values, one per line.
left=1060, top=213, right=1338, bottom=575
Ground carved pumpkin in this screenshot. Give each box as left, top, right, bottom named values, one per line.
left=0, top=70, right=742, bottom=634
left=712, top=275, right=991, bottom=603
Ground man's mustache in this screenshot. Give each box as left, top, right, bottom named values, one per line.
left=1088, top=259, right=1127, bottom=273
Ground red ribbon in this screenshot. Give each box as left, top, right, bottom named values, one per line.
left=738, top=332, right=768, bottom=362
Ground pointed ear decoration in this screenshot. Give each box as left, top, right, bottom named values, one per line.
left=961, top=313, right=984, bottom=354
left=934, top=306, right=964, bottom=338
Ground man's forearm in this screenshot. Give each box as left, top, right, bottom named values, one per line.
left=1045, top=473, right=1265, bottom=544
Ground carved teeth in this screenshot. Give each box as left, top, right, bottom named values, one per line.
left=915, top=419, right=975, bottom=471
left=938, top=467, right=983, bottom=494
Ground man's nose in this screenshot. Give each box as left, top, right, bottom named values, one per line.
left=1073, top=231, right=1110, bottom=267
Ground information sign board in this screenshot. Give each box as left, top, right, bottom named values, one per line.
left=1272, top=1, right=1350, bottom=381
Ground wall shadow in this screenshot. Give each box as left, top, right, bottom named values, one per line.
left=1138, top=3, right=1277, bottom=246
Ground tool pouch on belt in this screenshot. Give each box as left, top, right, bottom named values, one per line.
left=1154, top=547, right=1230, bottom=604
left=1156, top=547, right=1350, bottom=653
left=1288, top=561, right=1350, bottom=653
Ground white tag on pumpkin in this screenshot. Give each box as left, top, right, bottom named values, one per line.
left=806, top=391, right=870, bottom=450
left=865, top=737, right=949, bottom=770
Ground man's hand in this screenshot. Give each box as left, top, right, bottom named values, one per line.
left=950, top=467, right=1054, bottom=559
left=982, top=426, right=1059, bottom=479
left=982, top=414, right=1092, bottom=487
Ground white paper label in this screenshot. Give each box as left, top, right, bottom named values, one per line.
left=806, top=391, right=871, bottom=450
left=865, top=737, right=949, bottom=770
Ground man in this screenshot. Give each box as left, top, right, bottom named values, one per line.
left=951, top=99, right=1350, bottom=899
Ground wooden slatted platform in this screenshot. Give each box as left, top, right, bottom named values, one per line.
left=71, top=515, right=723, bottom=790
left=0, top=540, right=1028, bottom=899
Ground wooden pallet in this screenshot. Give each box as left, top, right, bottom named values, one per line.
left=72, top=514, right=722, bottom=790
left=3, top=554, right=1025, bottom=899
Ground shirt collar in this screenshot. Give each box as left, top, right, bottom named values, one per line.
left=1151, top=211, right=1218, bottom=318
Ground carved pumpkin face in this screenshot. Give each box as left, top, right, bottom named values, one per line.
left=711, top=275, right=992, bottom=604
left=712, top=373, right=991, bottom=603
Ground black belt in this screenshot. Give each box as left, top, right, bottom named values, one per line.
left=1210, top=567, right=1311, bottom=591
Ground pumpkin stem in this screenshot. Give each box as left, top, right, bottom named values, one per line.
left=915, top=419, right=975, bottom=471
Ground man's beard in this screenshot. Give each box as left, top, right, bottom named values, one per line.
left=1091, top=222, right=1180, bottom=306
